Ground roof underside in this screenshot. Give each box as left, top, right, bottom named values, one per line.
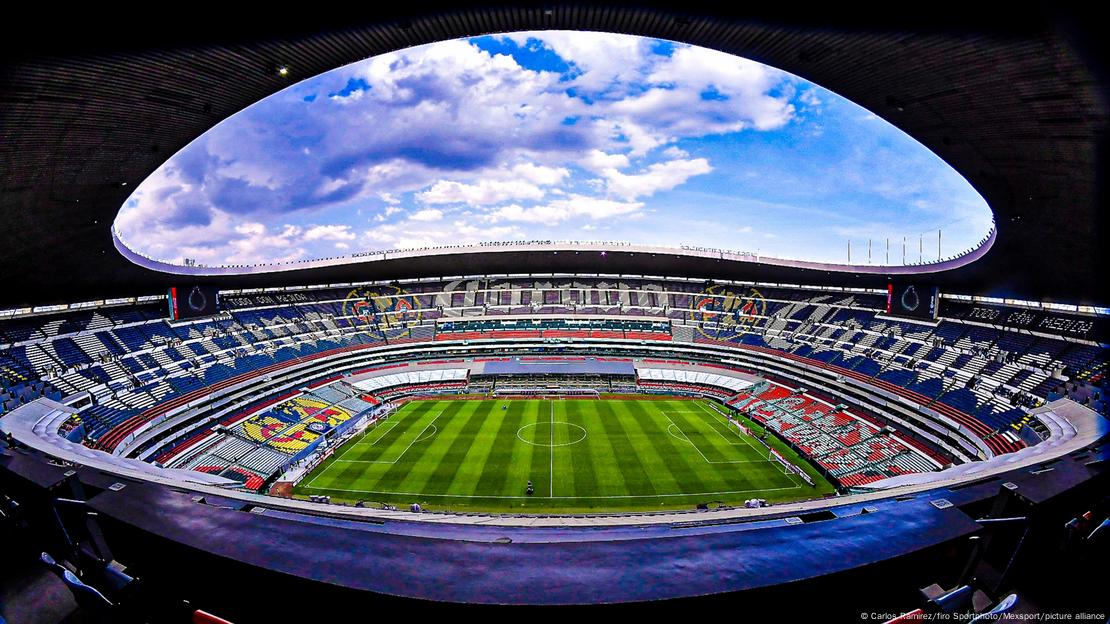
left=1, top=3, right=1106, bottom=307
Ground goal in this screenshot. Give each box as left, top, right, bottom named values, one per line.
left=769, top=449, right=815, bottom=486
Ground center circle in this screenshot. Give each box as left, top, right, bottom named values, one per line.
left=515, top=422, right=587, bottom=447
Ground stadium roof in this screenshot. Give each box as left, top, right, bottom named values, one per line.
left=1, top=4, right=1106, bottom=307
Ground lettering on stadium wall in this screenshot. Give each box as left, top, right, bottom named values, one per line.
left=944, top=300, right=1103, bottom=343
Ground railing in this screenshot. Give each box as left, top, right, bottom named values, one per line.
left=112, top=224, right=998, bottom=277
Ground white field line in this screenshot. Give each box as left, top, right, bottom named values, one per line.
left=694, top=401, right=808, bottom=488
left=658, top=410, right=751, bottom=465
left=687, top=404, right=749, bottom=446
left=304, top=414, right=409, bottom=488
left=550, top=400, right=554, bottom=497
left=413, top=424, right=438, bottom=444
left=327, top=409, right=445, bottom=467
left=309, top=399, right=803, bottom=495
left=693, top=400, right=768, bottom=457
left=298, top=484, right=804, bottom=499
left=335, top=418, right=401, bottom=459
left=662, top=424, right=763, bottom=464
left=326, top=415, right=404, bottom=469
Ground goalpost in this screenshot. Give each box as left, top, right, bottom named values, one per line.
left=769, top=448, right=815, bottom=486
left=704, top=400, right=752, bottom=436
left=710, top=399, right=816, bottom=488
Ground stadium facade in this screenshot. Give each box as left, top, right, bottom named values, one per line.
left=1, top=4, right=1107, bottom=622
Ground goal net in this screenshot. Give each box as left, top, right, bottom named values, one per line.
left=769, top=449, right=815, bottom=486
left=705, top=400, right=751, bottom=435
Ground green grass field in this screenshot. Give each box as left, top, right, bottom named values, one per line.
left=293, top=397, right=836, bottom=512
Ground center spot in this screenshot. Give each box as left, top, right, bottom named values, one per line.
left=516, top=421, right=587, bottom=447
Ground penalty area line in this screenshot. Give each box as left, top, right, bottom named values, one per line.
left=663, top=423, right=765, bottom=464
left=362, top=409, right=446, bottom=466
left=306, top=408, right=441, bottom=487
left=694, top=401, right=811, bottom=488
left=694, top=400, right=771, bottom=457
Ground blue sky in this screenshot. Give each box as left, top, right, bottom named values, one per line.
left=114, top=31, right=993, bottom=267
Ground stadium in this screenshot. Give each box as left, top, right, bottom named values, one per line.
left=1, top=5, right=1107, bottom=623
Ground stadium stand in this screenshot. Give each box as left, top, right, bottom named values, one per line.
left=2, top=278, right=1105, bottom=496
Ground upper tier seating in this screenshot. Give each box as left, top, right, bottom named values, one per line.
left=3, top=280, right=1104, bottom=453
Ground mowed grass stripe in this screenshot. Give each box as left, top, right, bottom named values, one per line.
left=624, top=400, right=708, bottom=496
left=395, top=400, right=487, bottom=495
left=619, top=400, right=689, bottom=495
left=343, top=401, right=436, bottom=462
left=296, top=397, right=834, bottom=511
left=441, top=401, right=512, bottom=496
left=355, top=401, right=450, bottom=492
left=569, top=401, right=619, bottom=498
left=662, top=402, right=762, bottom=493
left=725, top=406, right=837, bottom=496
left=668, top=408, right=746, bottom=465
left=472, top=400, right=529, bottom=496
left=378, top=400, right=461, bottom=495
left=692, top=400, right=767, bottom=454
left=689, top=402, right=810, bottom=490
left=318, top=402, right=436, bottom=488
left=557, top=400, right=590, bottom=498
left=504, top=401, right=542, bottom=498
left=683, top=405, right=800, bottom=492
left=595, top=400, right=657, bottom=496
left=685, top=402, right=763, bottom=454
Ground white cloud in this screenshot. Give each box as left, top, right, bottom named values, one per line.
left=451, top=221, right=520, bottom=239
left=358, top=219, right=523, bottom=249
left=415, top=163, right=569, bottom=206
left=511, top=163, right=569, bottom=186
left=646, top=45, right=795, bottom=132
left=581, top=149, right=631, bottom=173
left=116, top=32, right=792, bottom=265
left=506, top=31, right=655, bottom=95
left=303, top=224, right=356, bottom=241
left=603, top=158, right=712, bottom=200
left=234, top=222, right=265, bottom=236
left=486, top=195, right=643, bottom=225
left=409, top=208, right=444, bottom=222
left=212, top=221, right=307, bottom=265
left=417, top=179, right=546, bottom=206
left=113, top=30, right=990, bottom=267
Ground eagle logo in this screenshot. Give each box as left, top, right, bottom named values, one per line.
left=341, top=284, right=419, bottom=339
left=694, top=285, right=767, bottom=340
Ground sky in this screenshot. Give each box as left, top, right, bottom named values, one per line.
left=114, top=31, right=994, bottom=268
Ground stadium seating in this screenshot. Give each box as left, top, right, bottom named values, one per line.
left=738, top=383, right=938, bottom=486
left=2, top=278, right=1104, bottom=492
left=159, top=380, right=375, bottom=486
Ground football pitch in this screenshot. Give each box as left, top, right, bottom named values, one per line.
left=293, top=397, right=836, bottom=512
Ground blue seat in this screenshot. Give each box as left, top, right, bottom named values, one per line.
left=971, top=594, right=1018, bottom=623
left=40, top=552, right=113, bottom=610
